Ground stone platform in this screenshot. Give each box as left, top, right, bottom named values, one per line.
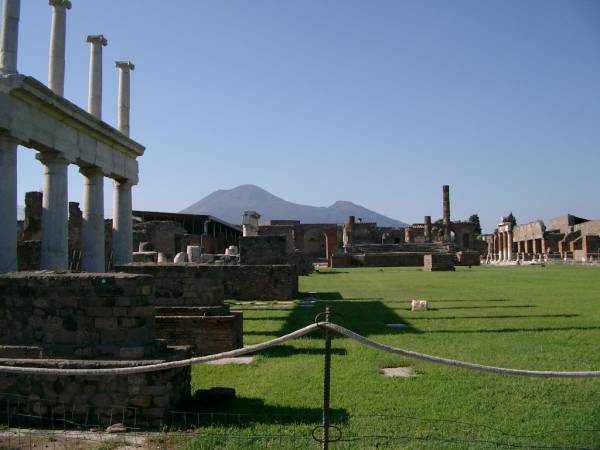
left=0, top=272, right=191, bottom=428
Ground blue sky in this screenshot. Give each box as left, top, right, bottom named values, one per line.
left=12, top=0, right=600, bottom=232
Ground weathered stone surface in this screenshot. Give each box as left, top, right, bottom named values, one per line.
left=423, top=254, right=455, bottom=272
left=239, top=236, right=287, bottom=265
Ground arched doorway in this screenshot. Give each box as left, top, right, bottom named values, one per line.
left=303, top=229, right=329, bottom=260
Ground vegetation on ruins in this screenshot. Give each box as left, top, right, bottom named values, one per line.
left=189, top=265, right=600, bottom=448
left=506, top=212, right=517, bottom=227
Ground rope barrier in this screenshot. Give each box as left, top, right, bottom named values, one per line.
left=0, top=322, right=599, bottom=378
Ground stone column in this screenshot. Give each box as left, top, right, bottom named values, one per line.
left=424, top=216, right=432, bottom=243
left=507, top=230, right=513, bottom=261
left=80, top=167, right=105, bottom=272
left=115, top=61, right=135, bottom=136
left=47, top=0, right=71, bottom=96
left=0, top=0, right=20, bottom=75
left=442, top=185, right=451, bottom=241
left=0, top=137, right=18, bottom=272
left=112, top=180, right=133, bottom=266
left=86, top=34, right=107, bottom=119
left=38, top=153, right=69, bottom=270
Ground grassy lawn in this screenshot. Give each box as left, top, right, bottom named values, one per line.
left=185, top=265, right=600, bottom=449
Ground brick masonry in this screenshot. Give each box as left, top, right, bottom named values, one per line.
left=424, top=254, right=456, bottom=271
left=239, top=236, right=287, bottom=265
left=0, top=272, right=192, bottom=428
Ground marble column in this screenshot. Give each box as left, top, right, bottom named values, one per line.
left=115, top=61, right=134, bottom=136
left=86, top=34, right=107, bottom=119
left=38, top=153, right=69, bottom=270
left=507, top=230, right=513, bottom=261
left=48, top=0, right=71, bottom=96
left=80, top=167, right=105, bottom=272
left=0, top=137, right=18, bottom=272
left=0, top=0, right=20, bottom=75
left=112, top=180, right=133, bottom=266
left=500, top=232, right=506, bottom=261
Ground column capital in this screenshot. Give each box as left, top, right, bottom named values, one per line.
left=79, top=165, right=104, bottom=177
left=116, top=60, right=135, bottom=71
left=86, top=34, right=107, bottom=46
left=49, top=0, right=72, bottom=9
left=35, top=151, right=70, bottom=166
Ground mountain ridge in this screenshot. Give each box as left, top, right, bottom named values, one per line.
left=181, top=185, right=408, bottom=227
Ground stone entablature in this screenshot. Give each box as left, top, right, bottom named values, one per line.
left=0, top=75, right=143, bottom=182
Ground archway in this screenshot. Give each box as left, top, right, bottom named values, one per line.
left=303, top=228, right=329, bottom=260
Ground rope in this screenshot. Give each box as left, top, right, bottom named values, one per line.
left=327, top=323, right=600, bottom=379
left=0, top=322, right=599, bottom=378
left=0, top=323, right=320, bottom=376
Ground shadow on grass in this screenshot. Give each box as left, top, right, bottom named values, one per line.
left=430, top=305, right=536, bottom=310
left=313, top=270, right=350, bottom=275
left=407, top=314, right=579, bottom=321
left=298, top=291, right=343, bottom=300
left=279, top=299, right=418, bottom=338
left=179, top=394, right=348, bottom=426
left=425, top=325, right=600, bottom=334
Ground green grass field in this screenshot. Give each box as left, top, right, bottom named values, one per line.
left=185, top=265, right=600, bottom=449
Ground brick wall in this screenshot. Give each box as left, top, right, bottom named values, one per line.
left=156, top=312, right=243, bottom=356
left=0, top=272, right=158, bottom=359
left=424, top=254, right=455, bottom=271
left=239, top=236, right=287, bottom=265
left=222, top=265, right=298, bottom=300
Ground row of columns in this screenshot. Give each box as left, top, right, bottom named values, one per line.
left=0, top=0, right=136, bottom=273
left=489, top=230, right=513, bottom=262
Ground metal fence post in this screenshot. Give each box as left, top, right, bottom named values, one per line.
left=321, top=306, right=332, bottom=450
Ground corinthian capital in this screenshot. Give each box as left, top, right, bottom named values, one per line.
left=86, top=35, right=108, bottom=46
left=49, top=0, right=72, bottom=9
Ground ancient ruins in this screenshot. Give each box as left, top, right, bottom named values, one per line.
left=484, top=215, right=600, bottom=264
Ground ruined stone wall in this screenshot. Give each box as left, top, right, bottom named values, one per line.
left=0, top=357, right=190, bottom=428
left=156, top=313, right=243, bottom=356
left=424, top=254, right=455, bottom=271
left=0, top=272, right=159, bottom=359
left=239, top=236, right=287, bottom=265
left=118, top=264, right=225, bottom=307
left=574, top=220, right=600, bottom=237
left=258, top=225, right=296, bottom=253
left=456, top=251, right=481, bottom=266
left=222, top=265, right=298, bottom=300
left=351, top=252, right=426, bottom=267
left=132, top=221, right=187, bottom=259
left=119, top=262, right=297, bottom=302
left=512, top=221, right=546, bottom=242
left=0, top=272, right=192, bottom=427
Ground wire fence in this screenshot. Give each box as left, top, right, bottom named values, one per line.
left=2, top=317, right=600, bottom=448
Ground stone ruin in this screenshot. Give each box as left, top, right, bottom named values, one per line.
left=333, top=186, right=480, bottom=269
left=0, top=271, right=191, bottom=427
left=484, top=214, right=600, bottom=265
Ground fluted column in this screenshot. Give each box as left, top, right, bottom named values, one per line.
left=112, top=180, right=133, bottom=266
left=500, top=232, right=506, bottom=261
left=48, top=0, right=71, bottom=96
left=0, top=137, right=18, bottom=272
left=115, top=61, right=134, bottom=136
left=0, top=0, right=20, bottom=75
left=507, top=230, right=513, bottom=261
left=86, top=34, right=107, bottom=119
left=80, top=167, right=105, bottom=272
left=38, top=153, right=69, bottom=270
